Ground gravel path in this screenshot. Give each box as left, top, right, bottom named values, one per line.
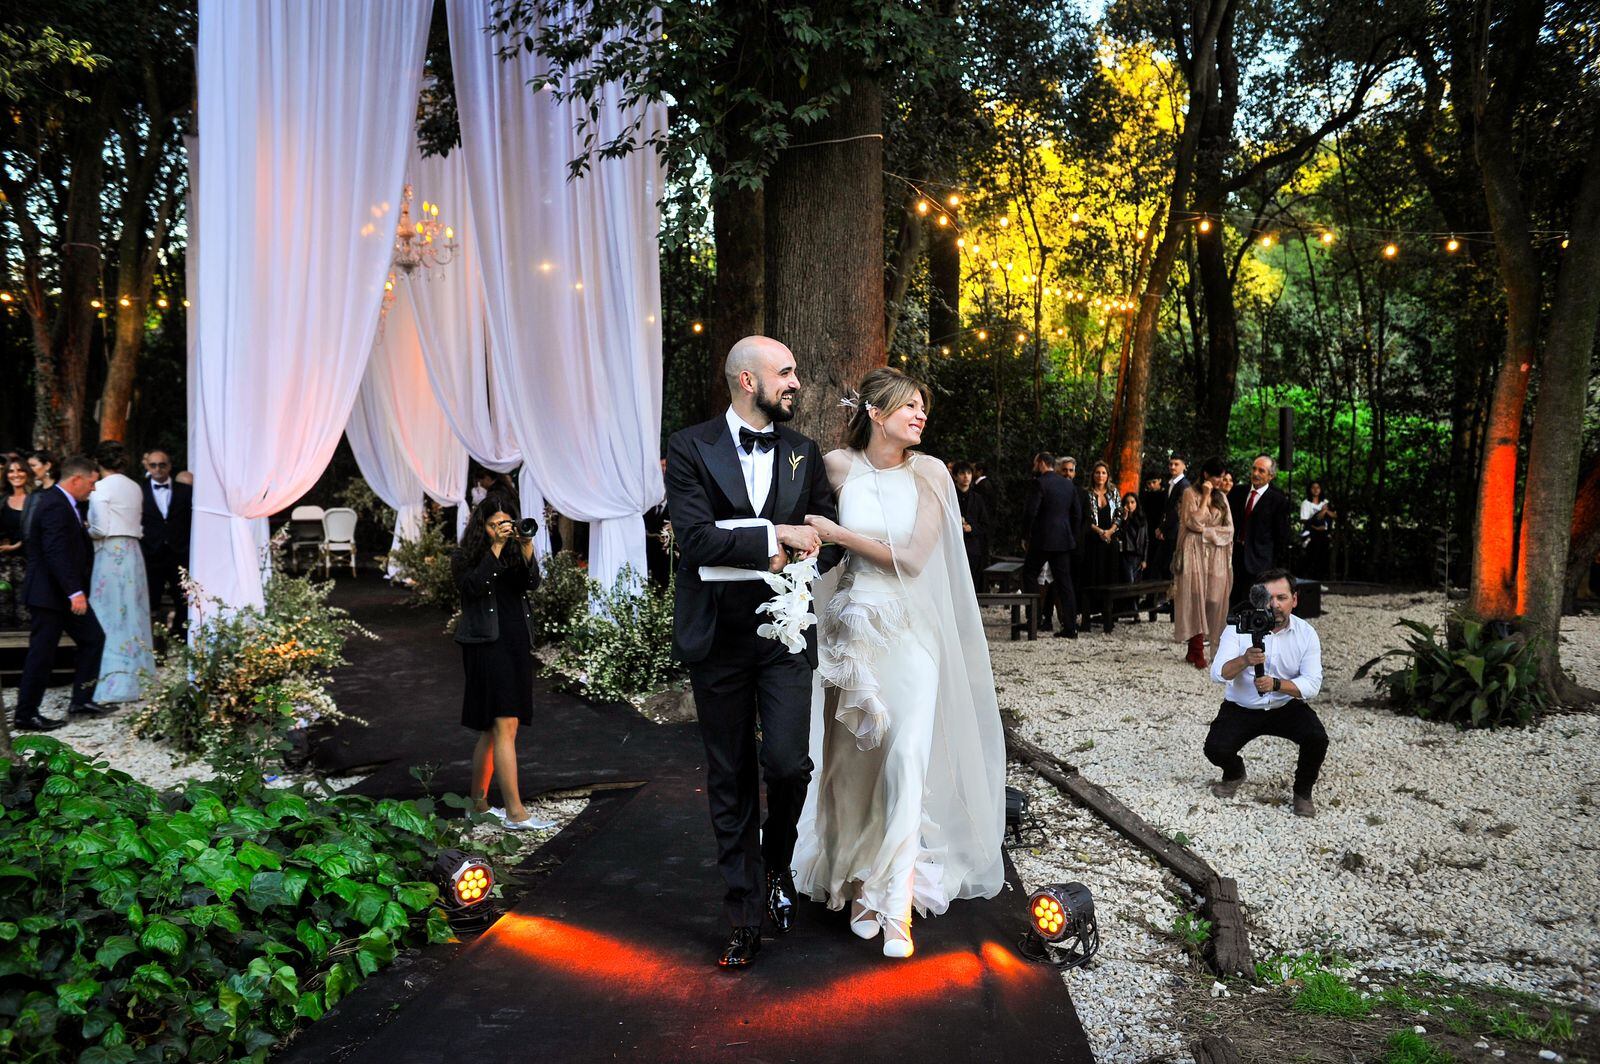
left=987, top=591, right=1600, bottom=1055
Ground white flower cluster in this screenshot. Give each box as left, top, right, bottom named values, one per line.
left=755, top=556, right=821, bottom=654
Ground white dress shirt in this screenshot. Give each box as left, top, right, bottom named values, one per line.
left=148, top=474, right=173, bottom=518
left=724, top=406, right=779, bottom=558
left=1244, top=484, right=1267, bottom=514
left=89, top=473, right=145, bottom=540
left=1210, top=613, right=1323, bottom=709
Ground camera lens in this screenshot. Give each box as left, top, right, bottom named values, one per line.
left=518, top=517, right=539, bottom=537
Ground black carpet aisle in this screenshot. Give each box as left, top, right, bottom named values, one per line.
left=287, top=574, right=1093, bottom=1063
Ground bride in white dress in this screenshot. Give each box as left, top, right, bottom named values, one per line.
left=793, top=367, right=1006, bottom=959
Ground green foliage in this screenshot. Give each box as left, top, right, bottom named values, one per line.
left=1255, top=950, right=1348, bottom=985
left=388, top=525, right=456, bottom=612
left=549, top=567, right=683, bottom=704
left=132, top=562, right=374, bottom=760
left=1291, top=970, right=1373, bottom=1018
left=1381, top=1029, right=1454, bottom=1064
left=1355, top=616, right=1550, bottom=729
left=0, top=737, right=490, bottom=1062
left=1170, top=911, right=1212, bottom=953
left=335, top=477, right=396, bottom=534
left=528, top=551, right=591, bottom=646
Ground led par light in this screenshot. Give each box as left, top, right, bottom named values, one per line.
left=1020, top=882, right=1100, bottom=969
left=434, top=849, right=494, bottom=910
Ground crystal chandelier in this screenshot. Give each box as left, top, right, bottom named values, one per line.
left=378, top=184, right=459, bottom=337
left=393, top=183, right=457, bottom=274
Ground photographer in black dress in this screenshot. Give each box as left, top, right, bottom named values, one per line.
left=454, top=495, right=553, bottom=831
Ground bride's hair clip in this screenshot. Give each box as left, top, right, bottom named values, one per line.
left=839, top=392, right=861, bottom=411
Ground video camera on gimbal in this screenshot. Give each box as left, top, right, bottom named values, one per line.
left=1225, top=583, right=1276, bottom=677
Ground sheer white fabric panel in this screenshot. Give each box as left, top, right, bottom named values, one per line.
left=190, top=0, right=431, bottom=609
left=447, top=0, right=666, bottom=591
left=347, top=283, right=469, bottom=576
left=404, top=143, right=522, bottom=474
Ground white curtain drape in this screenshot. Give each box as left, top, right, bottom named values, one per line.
left=404, top=143, right=522, bottom=474
left=447, top=0, right=666, bottom=590
left=347, top=283, right=469, bottom=575
left=190, top=0, right=431, bottom=609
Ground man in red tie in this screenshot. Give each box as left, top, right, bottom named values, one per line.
left=1228, top=454, right=1292, bottom=606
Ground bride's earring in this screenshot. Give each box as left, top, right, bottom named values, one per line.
left=882, top=916, right=913, bottom=959
left=849, top=900, right=880, bottom=940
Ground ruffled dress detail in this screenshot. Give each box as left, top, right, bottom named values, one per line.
left=817, top=574, right=907, bottom=751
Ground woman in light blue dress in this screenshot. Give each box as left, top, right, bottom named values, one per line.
left=87, top=441, right=154, bottom=703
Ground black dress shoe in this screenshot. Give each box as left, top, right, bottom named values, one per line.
left=717, top=926, right=762, bottom=969
left=13, top=714, right=67, bottom=732
left=766, top=872, right=796, bottom=935
left=68, top=701, right=115, bottom=718
left=1054, top=629, right=1078, bottom=639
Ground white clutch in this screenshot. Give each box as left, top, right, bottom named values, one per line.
left=698, top=518, right=774, bottom=583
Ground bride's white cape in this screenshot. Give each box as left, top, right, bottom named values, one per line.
left=792, top=450, right=1007, bottom=917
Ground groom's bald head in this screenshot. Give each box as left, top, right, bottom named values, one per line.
left=725, top=335, right=800, bottom=424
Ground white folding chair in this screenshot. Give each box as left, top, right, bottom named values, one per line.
left=286, top=506, right=326, bottom=572
left=320, top=508, right=359, bottom=578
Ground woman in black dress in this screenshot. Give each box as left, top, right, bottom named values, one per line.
left=952, top=461, right=991, bottom=588
left=1, top=456, right=31, bottom=626
left=1079, top=460, right=1122, bottom=631
left=454, top=494, right=551, bottom=831
left=1116, top=491, right=1148, bottom=584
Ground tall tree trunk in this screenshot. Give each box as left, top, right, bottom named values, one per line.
left=765, top=64, right=884, bottom=447
left=1111, top=0, right=1235, bottom=493
left=883, top=194, right=925, bottom=351
left=39, top=145, right=107, bottom=454
left=1563, top=456, right=1600, bottom=615
left=927, top=219, right=961, bottom=350
left=708, top=181, right=765, bottom=414
left=1514, top=134, right=1600, bottom=702
left=1194, top=224, right=1240, bottom=458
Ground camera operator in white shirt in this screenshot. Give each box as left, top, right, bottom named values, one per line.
left=1205, top=568, right=1327, bottom=818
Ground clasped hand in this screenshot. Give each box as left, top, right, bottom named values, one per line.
left=768, top=523, right=823, bottom=571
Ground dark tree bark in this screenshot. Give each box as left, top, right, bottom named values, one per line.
left=883, top=193, right=926, bottom=351
left=927, top=218, right=961, bottom=351
left=708, top=180, right=765, bottom=414
left=1563, top=456, right=1600, bottom=615
left=765, top=63, right=885, bottom=448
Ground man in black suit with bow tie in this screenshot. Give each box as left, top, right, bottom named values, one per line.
left=665, top=335, right=840, bottom=969
left=14, top=455, right=110, bottom=731
left=1022, top=451, right=1085, bottom=638
left=140, top=448, right=191, bottom=626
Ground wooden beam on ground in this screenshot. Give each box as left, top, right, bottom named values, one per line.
left=1005, top=724, right=1255, bottom=978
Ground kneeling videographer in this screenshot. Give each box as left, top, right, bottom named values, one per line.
left=1204, top=568, right=1326, bottom=818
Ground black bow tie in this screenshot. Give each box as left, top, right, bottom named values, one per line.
left=153, top=482, right=169, bottom=490
left=738, top=427, right=776, bottom=454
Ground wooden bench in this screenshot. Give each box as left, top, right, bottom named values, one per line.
left=975, top=591, right=1038, bottom=641
left=1080, top=579, right=1171, bottom=632
left=982, top=559, right=1024, bottom=593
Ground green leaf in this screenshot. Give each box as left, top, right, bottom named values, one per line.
left=0, top=862, right=38, bottom=881
left=93, top=935, right=139, bottom=971
left=78, top=1046, right=136, bottom=1064
left=138, top=919, right=187, bottom=960
left=266, top=794, right=310, bottom=823
left=1470, top=695, right=1489, bottom=725
left=56, top=977, right=101, bottom=1016
left=217, top=982, right=245, bottom=1030
left=296, top=920, right=329, bottom=963
left=378, top=799, right=431, bottom=836
left=1460, top=655, right=1485, bottom=687
left=236, top=841, right=282, bottom=871
left=295, top=991, right=325, bottom=1021
left=394, top=881, right=439, bottom=912
left=323, top=960, right=357, bottom=1007
left=0, top=922, right=16, bottom=941
left=247, top=871, right=289, bottom=909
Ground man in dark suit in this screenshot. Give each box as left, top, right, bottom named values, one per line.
left=664, top=335, right=840, bottom=969
left=1152, top=454, right=1189, bottom=579
left=14, top=455, right=110, bottom=730
left=643, top=458, right=672, bottom=588
left=1022, top=451, right=1084, bottom=638
left=1229, top=453, right=1293, bottom=604
left=140, top=448, right=191, bottom=624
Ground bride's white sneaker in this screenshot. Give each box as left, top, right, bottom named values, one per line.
left=882, top=918, right=914, bottom=959
left=849, top=900, right=880, bottom=940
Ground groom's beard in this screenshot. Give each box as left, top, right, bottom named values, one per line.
left=755, top=382, right=797, bottom=423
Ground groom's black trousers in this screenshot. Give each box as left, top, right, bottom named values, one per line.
left=688, top=584, right=814, bottom=929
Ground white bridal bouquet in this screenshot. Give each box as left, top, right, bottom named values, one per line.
left=755, top=556, right=820, bottom=654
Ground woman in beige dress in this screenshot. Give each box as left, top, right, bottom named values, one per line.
left=1172, top=456, right=1233, bottom=669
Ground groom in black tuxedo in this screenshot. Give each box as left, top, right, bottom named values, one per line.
left=665, top=335, right=840, bottom=969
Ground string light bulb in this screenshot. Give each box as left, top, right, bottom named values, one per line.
left=1136, top=228, right=1147, bottom=240
left=1445, top=236, right=1459, bottom=253
left=691, top=321, right=704, bottom=334
left=976, top=329, right=989, bottom=341
left=156, top=296, right=168, bottom=308
left=1320, top=231, right=1336, bottom=245
left=946, top=194, right=961, bottom=208
left=1197, top=218, right=1213, bottom=234
left=1258, top=234, right=1274, bottom=248
left=956, top=237, right=966, bottom=248
left=1004, top=262, right=1013, bottom=272
left=1383, top=243, right=1399, bottom=259
left=940, top=346, right=951, bottom=355
left=999, top=217, right=1009, bottom=228
left=989, top=259, right=1001, bottom=270
left=1017, top=332, right=1028, bottom=342
left=1069, top=210, right=1082, bottom=224
left=182, top=298, right=191, bottom=308
left=90, top=298, right=102, bottom=309
left=118, top=296, right=132, bottom=308
left=0, top=292, right=11, bottom=303
left=916, top=200, right=931, bottom=215
left=1561, top=237, right=1569, bottom=249
left=936, top=214, right=949, bottom=226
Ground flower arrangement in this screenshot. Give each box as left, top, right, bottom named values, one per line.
left=755, top=556, right=820, bottom=654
